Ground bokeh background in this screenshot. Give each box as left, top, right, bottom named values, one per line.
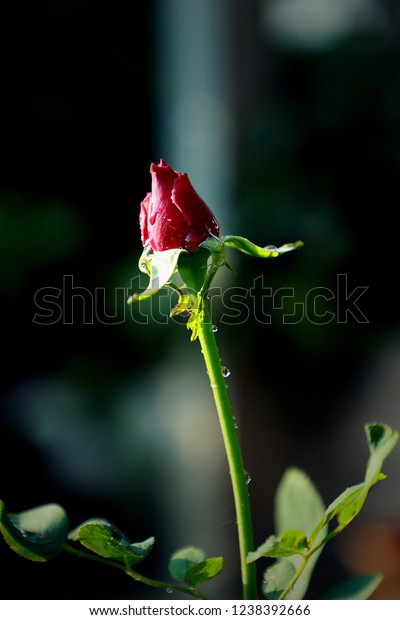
left=1, top=0, right=400, bottom=600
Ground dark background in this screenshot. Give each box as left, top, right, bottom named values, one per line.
left=1, top=0, right=400, bottom=600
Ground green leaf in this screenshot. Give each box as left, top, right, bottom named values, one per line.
left=274, top=468, right=327, bottom=600
left=313, top=483, right=363, bottom=538
left=222, top=236, right=304, bottom=258
left=275, top=468, right=326, bottom=536
left=312, top=423, right=398, bottom=536
left=69, top=518, right=154, bottom=566
left=337, top=494, right=368, bottom=527
left=0, top=500, right=68, bottom=562
left=168, top=546, right=206, bottom=582
left=262, top=560, right=297, bottom=600
left=248, top=530, right=308, bottom=562
left=127, top=248, right=186, bottom=303
left=319, top=574, right=383, bottom=600
left=255, top=424, right=397, bottom=602
left=178, top=248, right=210, bottom=295
left=364, top=423, right=399, bottom=488
left=184, top=557, right=224, bottom=587
left=333, top=423, right=397, bottom=527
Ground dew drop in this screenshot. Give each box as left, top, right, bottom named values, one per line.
left=212, top=325, right=218, bottom=333
left=166, top=588, right=173, bottom=594
left=210, top=382, right=217, bottom=389
left=234, top=422, right=239, bottom=429
left=222, top=367, right=231, bottom=378
left=245, top=471, right=252, bottom=485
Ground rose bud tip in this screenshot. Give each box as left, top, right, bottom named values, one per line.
left=139, top=160, right=220, bottom=253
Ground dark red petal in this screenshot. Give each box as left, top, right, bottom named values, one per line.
left=147, top=204, right=189, bottom=251
left=172, top=172, right=220, bottom=237
left=145, top=161, right=188, bottom=251
left=139, top=193, right=151, bottom=247
left=149, top=161, right=177, bottom=225
left=183, top=228, right=211, bottom=252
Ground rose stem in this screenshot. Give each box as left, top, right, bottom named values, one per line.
left=197, top=303, right=258, bottom=600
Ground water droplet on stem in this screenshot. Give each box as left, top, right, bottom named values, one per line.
left=222, top=367, right=231, bottom=378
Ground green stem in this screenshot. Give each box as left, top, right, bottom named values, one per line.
left=279, top=556, right=308, bottom=600
left=197, top=303, right=258, bottom=600
left=308, top=524, right=345, bottom=558
left=64, top=544, right=205, bottom=599
left=279, top=524, right=346, bottom=600
left=126, top=568, right=207, bottom=600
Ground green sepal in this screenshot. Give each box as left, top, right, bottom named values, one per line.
left=138, top=246, right=153, bottom=274
left=177, top=237, right=226, bottom=341
left=222, top=236, right=304, bottom=258
left=68, top=518, right=154, bottom=566
left=247, top=530, right=308, bottom=562
left=186, top=295, right=205, bottom=341
left=199, top=236, right=226, bottom=288
left=0, top=500, right=69, bottom=562
left=170, top=292, right=192, bottom=317
left=318, top=574, right=383, bottom=600
left=127, top=248, right=187, bottom=303
left=178, top=247, right=211, bottom=295
left=200, top=235, right=226, bottom=257
left=262, top=560, right=297, bottom=600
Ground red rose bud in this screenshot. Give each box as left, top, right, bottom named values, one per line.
left=139, top=159, right=220, bottom=252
